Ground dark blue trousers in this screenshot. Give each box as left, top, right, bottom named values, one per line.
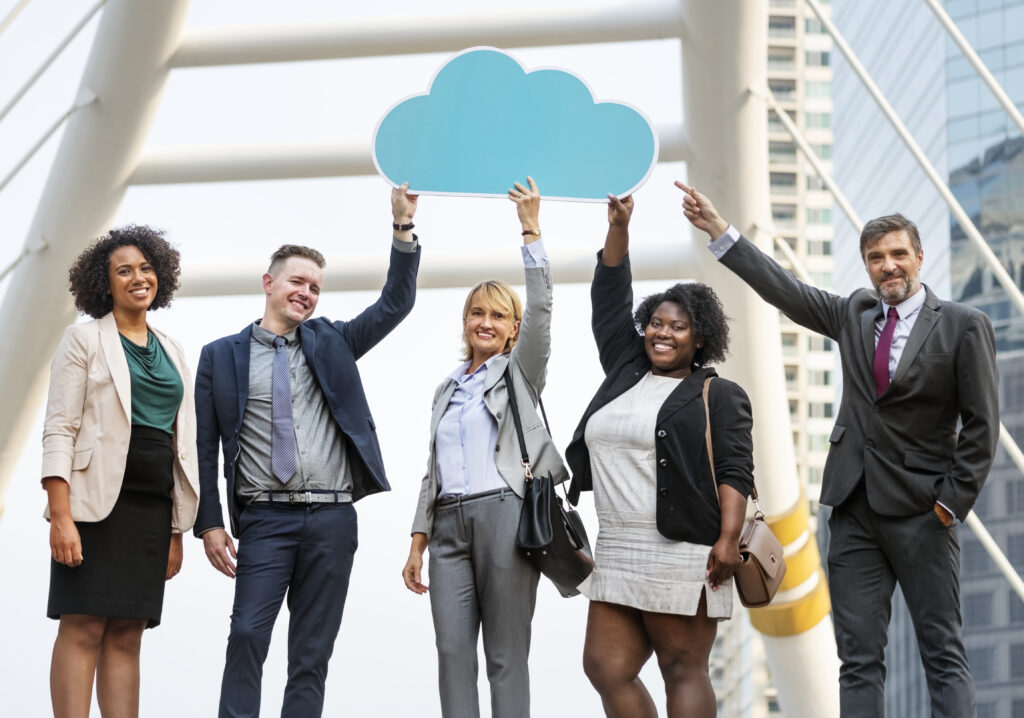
left=219, top=502, right=358, bottom=718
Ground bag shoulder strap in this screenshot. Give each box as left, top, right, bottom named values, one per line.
left=503, top=364, right=532, bottom=474
left=702, top=375, right=758, bottom=502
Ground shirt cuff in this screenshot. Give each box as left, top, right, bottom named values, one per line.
left=521, top=237, right=548, bottom=268
left=708, top=225, right=740, bottom=260
left=393, top=235, right=419, bottom=253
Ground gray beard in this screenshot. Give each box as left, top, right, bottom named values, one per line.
left=878, top=278, right=914, bottom=304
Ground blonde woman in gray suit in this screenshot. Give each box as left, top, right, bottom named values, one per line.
left=42, top=226, right=199, bottom=718
left=401, top=178, right=569, bottom=718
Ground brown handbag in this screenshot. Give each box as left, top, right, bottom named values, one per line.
left=703, top=377, right=786, bottom=608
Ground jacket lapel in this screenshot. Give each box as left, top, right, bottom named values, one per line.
left=232, top=325, right=252, bottom=420
left=656, top=367, right=715, bottom=424
left=430, top=379, right=458, bottom=436
left=861, top=301, right=882, bottom=376
left=889, top=288, right=940, bottom=390
left=98, top=313, right=132, bottom=421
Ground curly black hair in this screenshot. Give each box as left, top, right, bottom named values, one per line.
left=68, top=225, right=181, bottom=319
left=633, top=282, right=730, bottom=368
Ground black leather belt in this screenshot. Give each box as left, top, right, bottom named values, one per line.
left=436, top=487, right=511, bottom=508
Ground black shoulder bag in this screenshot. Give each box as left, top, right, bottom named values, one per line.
left=504, top=365, right=594, bottom=597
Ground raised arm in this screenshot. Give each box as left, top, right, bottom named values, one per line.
left=341, top=183, right=422, bottom=358
left=507, top=177, right=552, bottom=392
left=677, top=181, right=847, bottom=340
left=590, top=194, right=644, bottom=374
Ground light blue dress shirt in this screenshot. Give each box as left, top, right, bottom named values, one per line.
left=434, top=240, right=548, bottom=498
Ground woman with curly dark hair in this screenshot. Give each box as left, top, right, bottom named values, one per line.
left=564, top=195, right=754, bottom=718
left=41, top=225, right=199, bottom=717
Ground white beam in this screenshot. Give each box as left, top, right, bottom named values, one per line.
left=804, top=0, right=1024, bottom=320
left=128, top=124, right=690, bottom=186
left=0, top=0, right=192, bottom=516
left=171, top=0, right=683, bottom=68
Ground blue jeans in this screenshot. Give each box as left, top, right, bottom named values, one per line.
left=219, top=502, right=358, bottom=718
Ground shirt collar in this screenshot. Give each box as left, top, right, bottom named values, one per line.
left=251, top=320, right=300, bottom=348
left=882, top=284, right=926, bottom=320
left=448, top=354, right=502, bottom=383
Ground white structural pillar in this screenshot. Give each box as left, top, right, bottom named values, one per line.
left=681, top=2, right=840, bottom=716
left=0, top=0, right=192, bottom=515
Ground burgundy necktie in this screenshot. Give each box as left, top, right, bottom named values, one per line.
left=873, top=306, right=899, bottom=397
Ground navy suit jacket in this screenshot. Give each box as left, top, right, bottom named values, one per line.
left=193, top=243, right=420, bottom=536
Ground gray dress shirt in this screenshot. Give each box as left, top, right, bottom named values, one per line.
left=235, top=322, right=353, bottom=503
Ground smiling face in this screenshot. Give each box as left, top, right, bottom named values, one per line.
left=863, top=229, right=923, bottom=305
left=261, top=256, right=322, bottom=334
left=462, top=287, right=520, bottom=366
left=108, top=245, right=157, bottom=317
left=644, top=300, right=700, bottom=378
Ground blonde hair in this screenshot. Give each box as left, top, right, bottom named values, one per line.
left=460, top=280, right=523, bottom=361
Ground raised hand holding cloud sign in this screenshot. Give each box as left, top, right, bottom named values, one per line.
left=372, top=47, right=658, bottom=202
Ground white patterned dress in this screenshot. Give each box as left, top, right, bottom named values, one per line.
left=577, top=371, right=733, bottom=618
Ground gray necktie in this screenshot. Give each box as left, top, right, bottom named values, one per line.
left=271, top=336, right=296, bottom=483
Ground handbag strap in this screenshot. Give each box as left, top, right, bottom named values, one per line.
left=702, top=376, right=761, bottom=508
left=503, top=364, right=534, bottom=480
left=502, top=363, right=572, bottom=502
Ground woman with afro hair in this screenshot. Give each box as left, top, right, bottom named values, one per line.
left=564, top=194, right=755, bottom=718
left=41, top=225, right=199, bottom=717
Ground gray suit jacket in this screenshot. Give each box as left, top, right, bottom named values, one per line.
left=720, top=235, right=998, bottom=520
left=411, top=261, right=569, bottom=539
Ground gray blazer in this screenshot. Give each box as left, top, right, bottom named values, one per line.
left=720, top=235, right=998, bottom=520
left=411, top=261, right=569, bottom=539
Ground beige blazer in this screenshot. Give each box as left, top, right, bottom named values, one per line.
left=41, top=312, right=200, bottom=532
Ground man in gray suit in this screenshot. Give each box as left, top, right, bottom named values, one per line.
left=678, top=182, right=999, bottom=717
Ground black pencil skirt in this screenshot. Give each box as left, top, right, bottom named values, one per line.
left=47, top=426, right=174, bottom=629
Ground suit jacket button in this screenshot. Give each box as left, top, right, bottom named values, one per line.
left=657, top=429, right=667, bottom=438
left=496, top=412, right=503, bottom=420
left=658, top=458, right=668, bottom=467
left=866, top=440, right=874, bottom=448
left=658, top=487, right=668, bottom=497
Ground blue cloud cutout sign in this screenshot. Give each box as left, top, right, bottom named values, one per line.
left=372, top=47, right=658, bottom=202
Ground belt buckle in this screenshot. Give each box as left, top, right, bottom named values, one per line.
left=288, top=491, right=313, bottom=504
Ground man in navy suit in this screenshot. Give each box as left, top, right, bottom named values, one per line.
left=194, top=185, right=421, bottom=718
left=679, top=182, right=999, bottom=718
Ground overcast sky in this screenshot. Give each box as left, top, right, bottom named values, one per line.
left=0, top=1, right=703, bottom=715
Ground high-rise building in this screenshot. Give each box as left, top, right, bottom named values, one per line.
left=832, top=1, right=1024, bottom=716
left=711, top=2, right=836, bottom=715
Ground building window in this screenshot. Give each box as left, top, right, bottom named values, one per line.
left=1012, top=699, right=1024, bottom=718
left=782, top=332, right=798, bottom=354
left=784, top=365, right=798, bottom=388
left=807, top=207, right=832, bottom=224
left=806, top=80, right=831, bottom=97
left=808, top=239, right=832, bottom=256
left=773, top=204, right=797, bottom=227
left=963, top=592, right=993, bottom=628
left=1013, top=644, right=1024, bottom=680
left=806, top=50, right=831, bottom=67
left=770, top=142, right=797, bottom=163
left=962, top=538, right=989, bottom=576
left=809, top=402, right=834, bottom=418
left=769, top=47, right=797, bottom=71
left=808, top=335, right=833, bottom=351
left=804, top=18, right=825, bottom=34
left=811, top=143, right=832, bottom=159
left=788, top=399, right=798, bottom=417
left=976, top=701, right=995, bottom=718
left=771, top=171, right=797, bottom=194
left=1008, top=480, right=1024, bottom=513
left=967, top=646, right=994, bottom=683
left=769, top=78, right=796, bottom=100
left=1010, top=533, right=1024, bottom=568
left=806, top=112, right=832, bottom=129
left=1012, top=591, right=1024, bottom=624
left=808, top=370, right=832, bottom=385
left=807, top=466, right=824, bottom=485
left=768, top=15, right=796, bottom=38
left=808, top=433, right=830, bottom=452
